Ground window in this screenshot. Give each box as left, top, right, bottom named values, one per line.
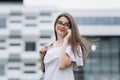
left=40, top=20, right=51, bottom=23
left=0, top=39, right=6, bottom=50
left=8, top=54, right=21, bottom=62
left=0, top=40, right=5, bottom=42
left=24, top=71, right=36, bottom=74
left=0, top=47, right=5, bottom=50
left=40, top=12, right=51, bottom=16
left=25, top=42, right=36, bottom=51
left=25, top=24, right=37, bottom=27
left=75, top=17, right=120, bottom=25
left=25, top=63, right=36, bottom=66
left=8, top=58, right=20, bottom=62
left=10, top=43, right=21, bottom=46
left=8, top=58, right=21, bottom=62
left=40, top=35, right=51, bottom=39
left=26, top=16, right=36, bottom=20
left=8, top=67, right=20, bottom=70
left=0, top=66, right=4, bottom=76
left=9, top=31, right=21, bottom=39
left=9, top=35, right=21, bottom=38
left=0, top=18, right=6, bottom=28
left=10, top=11, right=22, bottom=16
left=10, top=20, right=22, bottom=23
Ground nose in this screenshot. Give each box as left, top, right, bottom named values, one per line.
left=61, top=24, right=65, bottom=28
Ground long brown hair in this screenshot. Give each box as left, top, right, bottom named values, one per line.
left=54, top=12, right=89, bottom=58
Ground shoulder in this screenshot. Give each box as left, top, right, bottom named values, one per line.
left=43, top=41, right=55, bottom=49
left=67, top=45, right=82, bottom=51
left=67, top=45, right=82, bottom=56
left=45, top=42, right=54, bottom=46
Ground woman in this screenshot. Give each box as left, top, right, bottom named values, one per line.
left=39, top=12, right=89, bottom=80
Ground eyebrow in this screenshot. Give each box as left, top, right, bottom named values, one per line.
left=57, top=20, right=69, bottom=24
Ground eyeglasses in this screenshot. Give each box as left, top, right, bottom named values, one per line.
left=56, top=21, right=71, bottom=28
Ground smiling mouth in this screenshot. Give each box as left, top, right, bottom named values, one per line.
left=59, top=29, right=65, bottom=32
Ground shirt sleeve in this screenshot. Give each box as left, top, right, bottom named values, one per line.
left=65, top=46, right=83, bottom=66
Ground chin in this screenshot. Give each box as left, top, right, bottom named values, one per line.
left=57, top=32, right=66, bottom=36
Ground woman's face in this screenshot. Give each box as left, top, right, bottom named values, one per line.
left=55, top=16, right=71, bottom=37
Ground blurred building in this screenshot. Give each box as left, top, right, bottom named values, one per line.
left=0, top=4, right=59, bottom=80
left=0, top=4, right=120, bottom=80
left=66, top=9, right=120, bottom=80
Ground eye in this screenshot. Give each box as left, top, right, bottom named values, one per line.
left=65, top=23, right=71, bottom=27
left=57, top=21, right=63, bottom=25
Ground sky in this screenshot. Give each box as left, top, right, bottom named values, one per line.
left=24, top=0, right=120, bottom=9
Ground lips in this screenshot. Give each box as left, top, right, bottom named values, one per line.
left=57, top=26, right=66, bottom=32
left=59, top=28, right=65, bottom=32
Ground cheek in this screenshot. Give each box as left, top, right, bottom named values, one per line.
left=55, top=26, right=58, bottom=31
left=56, top=26, right=60, bottom=31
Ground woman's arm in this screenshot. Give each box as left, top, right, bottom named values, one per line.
left=59, top=40, right=73, bottom=70
left=39, top=46, right=47, bottom=72
left=39, top=46, right=47, bottom=59
left=59, top=29, right=73, bottom=70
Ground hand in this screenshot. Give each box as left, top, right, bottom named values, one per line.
left=39, top=46, right=47, bottom=59
left=64, top=29, right=71, bottom=41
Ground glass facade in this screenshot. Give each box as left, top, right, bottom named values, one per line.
left=75, top=17, right=120, bottom=25
left=75, top=36, right=120, bottom=80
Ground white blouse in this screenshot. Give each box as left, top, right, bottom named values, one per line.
left=43, top=45, right=83, bottom=80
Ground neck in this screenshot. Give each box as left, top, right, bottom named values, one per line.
left=57, top=38, right=63, bottom=44
left=56, top=35, right=64, bottom=44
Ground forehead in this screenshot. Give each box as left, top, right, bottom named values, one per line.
left=58, top=16, right=69, bottom=23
